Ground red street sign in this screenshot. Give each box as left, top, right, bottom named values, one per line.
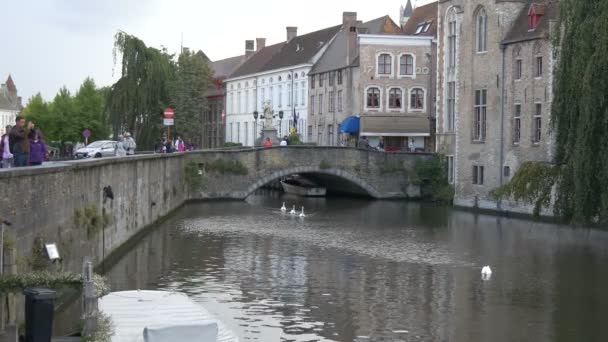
left=164, top=108, right=175, bottom=119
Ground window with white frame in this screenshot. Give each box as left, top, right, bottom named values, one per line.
left=329, top=91, right=335, bottom=112
left=237, top=91, right=241, bottom=114
left=311, top=75, right=315, bottom=89
left=337, top=90, right=343, bottom=112
left=476, top=8, right=487, bottom=53
left=367, top=87, right=380, bottom=108
left=513, top=104, right=521, bottom=144
left=533, top=103, right=542, bottom=143
left=329, top=71, right=335, bottom=86
left=310, top=95, right=315, bottom=115
left=377, top=54, right=392, bottom=75
left=300, top=82, right=305, bottom=105
left=245, top=90, right=249, bottom=113
left=328, top=124, right=334, bottom=145
left=473, top=89, right=487, bottom=141
left=307, top=125, right=313, bottom=142
left=410, top=88, right=424, bottom=110
left=400, top=55, right=414, bottom=76
left=337, top=70, right=343, bottom=85
left=278, top=85, right=283, bottom=108
left=389, top=88, right=402, bottom=109
left=295, top=83, right=299, bottom=106
left=319, top=73, right=325, bottom=87
left=288, top=84, right=292, bottom=106
left=317, top=124, right=323, bottom=144
left=447, top=82, right=455, bottom=132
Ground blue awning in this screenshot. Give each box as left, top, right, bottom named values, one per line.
left=339, top=116, right=360, bottom=133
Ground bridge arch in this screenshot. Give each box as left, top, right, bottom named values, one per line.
left=244, top=166, right=383, bottom=198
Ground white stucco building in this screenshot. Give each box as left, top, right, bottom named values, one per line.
left=224, top=25, right=341, bottom=146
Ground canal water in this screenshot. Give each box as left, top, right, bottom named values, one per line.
left=103, top=192, right=608, bottom=342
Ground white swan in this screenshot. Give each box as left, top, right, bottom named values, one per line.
left=299, top=207, right=306, bottom=218
left=481, top=266, right=492, bottom=280
left=280, top=202, right=287, bottom=212
left=290, top=205, right=297, bottom=215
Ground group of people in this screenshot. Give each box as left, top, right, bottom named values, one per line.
left=1, top=116, right=48, bottom=168
left=263, top=135, right=290, bottom=147
left=114, top=133, right=137, bottom=157
left=155, top=136, right=194, bottom=153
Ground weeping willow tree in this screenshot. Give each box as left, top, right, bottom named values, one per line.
left=107, top=31, right=175, bottom=148
left=551, top=0, right=608, bottom=224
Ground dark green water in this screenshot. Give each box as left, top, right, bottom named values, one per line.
left=102, top=192, right=608, bottom=341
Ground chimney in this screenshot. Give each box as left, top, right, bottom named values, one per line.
left=245, top=40, right=255, bottom=57
left=256, top=38, right=266, bottom=51
left=343, top=12, right=357, bottom=30
left=286, top=27, right=298, bottom=43
left=344, top=12, right=358, bottom=66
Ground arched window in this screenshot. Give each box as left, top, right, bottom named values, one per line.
left=389, top=88, right=402, bottom=109
left=400, top=55, right=414, bottom=76
left=476, top=8, right=487, bottom=53
left=367, top=88, right=380, bottom=108
left=410, top=88, right=424, bottom=110
left=377, top=54, right=392, bottom=75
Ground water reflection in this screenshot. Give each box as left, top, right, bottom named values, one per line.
left=100, top=194, right=608, bottom=342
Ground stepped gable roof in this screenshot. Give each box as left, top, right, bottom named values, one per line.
left=503, top=0, right=559, bottom=44
left=309, top=16, right=402, bottom=75
left=229, top=24, right=341, bottom=79
left=401, top=1, right=438, bottom=37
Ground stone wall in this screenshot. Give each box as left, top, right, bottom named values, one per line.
left=0, top=154, right=187, bottom=274
left=0, top=147, right=429, bottom=275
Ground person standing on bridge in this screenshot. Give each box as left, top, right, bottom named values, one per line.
left=9, top=116, right=33, bottom=167
left=1, top=125, right=13, bottom=168
left=357, top=136, right=370, bottom=150
left=123, top=132, right=136, bottom=155
left=263, top=137, right=273, bottom=148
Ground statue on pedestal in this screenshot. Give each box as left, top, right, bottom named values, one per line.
left=263, top=102, right=274, bottom=128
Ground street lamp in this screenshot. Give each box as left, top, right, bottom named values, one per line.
left=278, top=110, right=284, bottom=136
left=253, top=111, right=259, bottom=146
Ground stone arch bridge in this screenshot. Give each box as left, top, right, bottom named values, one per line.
left=187, top=146, right=433, bottom=199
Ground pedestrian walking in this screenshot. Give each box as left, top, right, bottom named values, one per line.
left=28, top=130, right=48, bottom=166
left=9, top=116, right=33, bottom=167
left=115, top=135, right=127, bottom=157
left=0, top=125, right=13, bottom=168
left=123, top=132, right=136, bottom=155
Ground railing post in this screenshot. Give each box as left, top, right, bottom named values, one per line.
left=82, top=257, right=98, bottom=336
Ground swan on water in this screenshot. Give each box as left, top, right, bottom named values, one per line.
left=290, top=205, right=297, bottom=215
left=299, top=207, right=306, bottom=218
left=280, top=202, right=287, bottom=212
left=481, top=266, right=492, bottom=280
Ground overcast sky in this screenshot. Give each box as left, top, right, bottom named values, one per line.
left=1, top=0, right=433, bottom=103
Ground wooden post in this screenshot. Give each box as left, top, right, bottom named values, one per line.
left=82, top=258, right=98, bottom=337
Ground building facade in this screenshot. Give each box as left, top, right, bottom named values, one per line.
left=203, top=44, right=252, bottom=148
left=225, top=25, right=340, bottom=146
left=308, top=13, right=401, bottom=146
left=0, top=75, right=22, bottom=129
left=435, top=0, right=557, bottom=213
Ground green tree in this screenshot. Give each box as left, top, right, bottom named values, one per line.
left=74, top=78, right=108, bottom=141
left=551, top=0, right=608, bottom=223
left=170, top=50, right=212, bottom=145
left=22, top=93, right=52, bottom=136
left=107, top=31, right=175, bottom=149
left=49, top=87, right=78, bottom=142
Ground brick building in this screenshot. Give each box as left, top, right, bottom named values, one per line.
left=435, top=0, right=558, bottom=213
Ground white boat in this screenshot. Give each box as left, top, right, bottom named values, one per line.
left=99, top=290, right=239, bottom=342
left=280, top=177, right=326, bottom=197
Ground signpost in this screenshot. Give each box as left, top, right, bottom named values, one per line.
left=82, top=129, right=91, bottom=145
left=164, top=108, right=174, bottom=140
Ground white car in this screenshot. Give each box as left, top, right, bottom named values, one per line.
left=75, top=140, right=117, bottom=159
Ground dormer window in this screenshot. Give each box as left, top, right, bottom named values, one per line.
left=528, top=4, right=544, bottom=31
